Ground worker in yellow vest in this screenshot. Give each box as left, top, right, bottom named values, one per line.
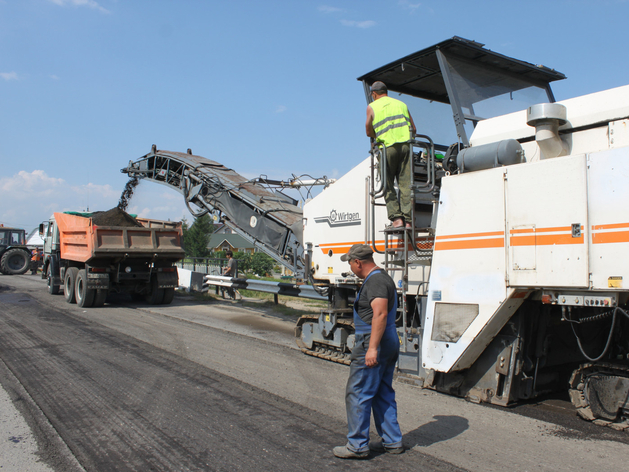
left=365, top=81, right=416, bottom=229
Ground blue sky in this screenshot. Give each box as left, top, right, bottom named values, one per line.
left=2, top=0, right=629, bottom=230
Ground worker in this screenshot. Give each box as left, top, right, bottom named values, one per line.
left=333, top=244, right=404, bottom=459
left=366, top=81, right=416, bottom=229
left=222, top=250, right=237, bottom=299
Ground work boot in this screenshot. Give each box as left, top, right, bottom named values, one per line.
left=391, top=218, right=404, bottom=228
left=332, top=446, right=368, bottom=459
left=369, top=440, right=405, bottom=454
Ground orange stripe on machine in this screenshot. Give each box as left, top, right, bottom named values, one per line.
left=592, top=222, right=629, bottom=244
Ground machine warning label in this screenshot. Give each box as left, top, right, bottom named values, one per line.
left=314, top=209, right=361, bottom=227
left=608, top=276, right=623, bottom=288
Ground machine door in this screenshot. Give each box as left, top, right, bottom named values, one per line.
left=506, top=155, right=589, bottom=288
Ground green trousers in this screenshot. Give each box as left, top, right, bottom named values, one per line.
left=384, top=142, right=412, bottom=223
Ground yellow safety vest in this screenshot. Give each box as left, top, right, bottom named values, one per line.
left=371, top=96, right=411, bottom=147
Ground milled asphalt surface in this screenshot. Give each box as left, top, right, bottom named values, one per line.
left=1, top=274, right=629, bottom=471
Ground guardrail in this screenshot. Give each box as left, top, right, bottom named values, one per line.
left=203, top=275, right=327, bottom=301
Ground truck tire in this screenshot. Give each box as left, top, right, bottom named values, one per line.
left=93, top=289, right=108, bottom=307
left=162, top=287, right=175, bottom=305
left=46, top=266, right=60, bottom=295
left=146, top=277, right=164, bottom=305
left=75, top=269, right=95, bottom=308
left=0, top=248, right=30, bottom=275
left=64, top=267, right=79, bottom=304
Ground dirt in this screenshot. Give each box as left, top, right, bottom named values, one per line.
left=90, top=208, right=143, bottom=227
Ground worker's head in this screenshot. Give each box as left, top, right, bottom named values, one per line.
left=341, top=244, right=375, bottom=277
left=370, top=81, right=388, bottom=100
left=226, top=251, right=233, bottom=258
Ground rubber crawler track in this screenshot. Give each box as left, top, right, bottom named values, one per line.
left=295, top=314, right=353, bottom=366
left=569, top=362, right=629, bottom=431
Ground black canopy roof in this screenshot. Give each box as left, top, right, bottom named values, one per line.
left=357, top=36, right=566, bottom=104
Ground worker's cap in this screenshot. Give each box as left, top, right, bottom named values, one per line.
left=370, top=81, right=387, bottom=93
left=340, top=244, right=374, bottom=262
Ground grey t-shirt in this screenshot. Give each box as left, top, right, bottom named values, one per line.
left=355, top=269, right=397, bottom=324
left=225, top=257, right=237, bottom=277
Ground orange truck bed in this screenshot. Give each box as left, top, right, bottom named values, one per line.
left=54, top=212, right=185, bottom=264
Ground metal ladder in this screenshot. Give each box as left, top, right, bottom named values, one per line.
left=369, top=137, right=439, bottom=349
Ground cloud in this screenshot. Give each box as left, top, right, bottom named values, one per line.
left=318, top=5, right=343, bottom=14
left=47, top=0, right=110, bottom=14
left=398, top=0, right=422, bottom=11
left=50, top=74, right=61, bottom=80
left=0, top=71, right=18, bottom=81
left=275, top=105, right=287, bottom=113
left=340, top=19, right=376, bottom=29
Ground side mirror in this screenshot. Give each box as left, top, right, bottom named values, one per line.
left=39, top=223, right=44, bottom=236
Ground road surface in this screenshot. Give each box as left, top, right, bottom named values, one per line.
left=1, top=274, right=628, bottom=471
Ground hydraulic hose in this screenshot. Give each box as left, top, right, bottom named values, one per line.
left=568, top=306, right=629, bottom=362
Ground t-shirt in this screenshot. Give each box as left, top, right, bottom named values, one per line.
left=225, top=258, right=237, bottom=277
left=355, top=269, right=397, bottom=324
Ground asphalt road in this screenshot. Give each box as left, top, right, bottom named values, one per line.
left=0, top=275, right=460, bottom=472
left=1, top=274, right=629, bottom=471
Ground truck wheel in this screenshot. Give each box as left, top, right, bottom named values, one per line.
left=145, top=278, right=164, bottom=305
left=47, top=266, right=60, bottom=295
left=0, top=248, right=30, bottom=275
left=64, top=267, right=79, bottom=304
left=93, top=289, right=108, bottom=307
left=162, top=287, right=175, bottom=305
left=75, top=269, right=95, bottom=308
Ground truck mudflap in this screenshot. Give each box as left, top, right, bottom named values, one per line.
left=156, top=270, right=178, bottom=289
left=569, top=362, right=629, bottom=431
left=86, top=272, right=110, bottom=290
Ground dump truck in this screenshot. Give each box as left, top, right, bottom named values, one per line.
left=41, top=209, right=185, bottom=307
left=0, top=225, right=31, bottom=275
left=121, top=37, right=629, bottom=429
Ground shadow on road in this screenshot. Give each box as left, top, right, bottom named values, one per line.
left=405, top=415, right=469, bottom=447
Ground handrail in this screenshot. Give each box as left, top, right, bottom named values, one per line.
left=369, top=143, right=388, bottom=254
left=411, top=135, right=436, bottom=194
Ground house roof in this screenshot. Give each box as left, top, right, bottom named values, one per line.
left=208, top=233, right=255, bottom=250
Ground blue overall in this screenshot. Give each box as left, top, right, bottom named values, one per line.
left=345, top=269, right=403, bottom=453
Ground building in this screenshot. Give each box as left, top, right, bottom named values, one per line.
left=208, top=224, right=255, bottom=254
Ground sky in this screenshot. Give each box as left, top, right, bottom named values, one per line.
left=2, top=0, right=629, bottom=231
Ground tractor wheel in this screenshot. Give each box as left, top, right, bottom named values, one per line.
left=64, top=267, right=79, bottom=304
left=0, top=248, right=30, bottom=275
left=75, top=269, right=95, bottom=308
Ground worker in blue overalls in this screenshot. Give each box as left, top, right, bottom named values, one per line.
left=333, top=244, right=404, bottom=459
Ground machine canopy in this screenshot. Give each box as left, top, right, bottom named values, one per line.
left=357, top=36, right=566, bottom=146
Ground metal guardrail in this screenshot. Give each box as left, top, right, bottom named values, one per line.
left=203, top=275, right=327, bottom=301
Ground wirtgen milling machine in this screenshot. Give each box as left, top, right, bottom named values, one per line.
left=123, top=37, right=629, bottom=428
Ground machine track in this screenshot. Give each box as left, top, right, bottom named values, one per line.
left=294, top=314, right=353, bottom=366
left=569, top=362, right=629, bottom=431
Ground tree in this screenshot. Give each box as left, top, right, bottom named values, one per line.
left=250, top=252, right=274, bottom=276
left=232, top=251, right=251, bottom=273
left=182, top=214, right=214, bottom=258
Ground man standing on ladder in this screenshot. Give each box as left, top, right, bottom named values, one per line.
left=366, top=81, right=416, bottom=229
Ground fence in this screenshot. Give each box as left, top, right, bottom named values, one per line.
left=177, top=257, right=226, bottom=275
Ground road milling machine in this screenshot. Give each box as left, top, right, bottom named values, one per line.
left=122, top=37, right=629, bottom=428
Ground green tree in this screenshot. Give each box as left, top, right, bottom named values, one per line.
left=182, top=214, right=214, bottom=258
left=250, top=252, right=274, bottom=276
left=233, top=251, right=251, bottom=273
